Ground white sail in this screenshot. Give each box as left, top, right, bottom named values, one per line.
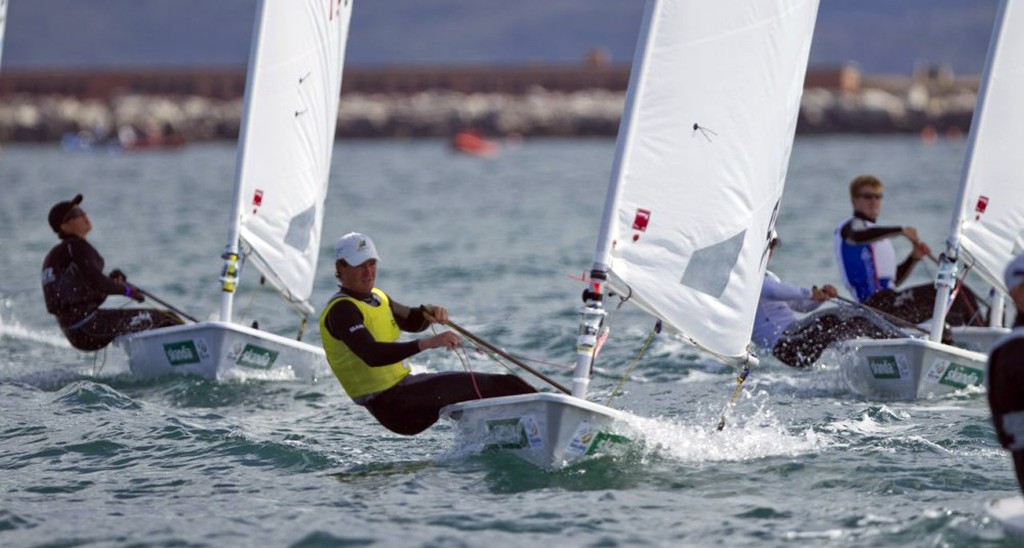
left=229, top=0, right=353, bottom=313
left=595, top=0, right=819, bottom=361
left=950, top=0, right=1024, bottom=295
left=0, top=0, right=8, bottom=72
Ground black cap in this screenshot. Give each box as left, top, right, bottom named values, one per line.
left=48, top=194, right=84, bottom=234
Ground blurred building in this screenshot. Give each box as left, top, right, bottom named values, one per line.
left=0, top=61, right=863, bottom=100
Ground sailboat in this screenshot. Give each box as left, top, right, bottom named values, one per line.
left=115, top=0, right=354, bottom=380
left=836, top=0, right=1021, bottom=401
left=441, top=0, right=821, bottom=470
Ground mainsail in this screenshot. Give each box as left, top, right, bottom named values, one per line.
left=0, top=0, right=8, bottom=72
left=949, top=0, right=1024, bottom=295
left=594, top=0, right=819, bottom=361
left=225, top=0, right=353, bottom=318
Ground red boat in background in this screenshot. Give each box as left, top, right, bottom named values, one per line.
left=450, top=129, right=499, bottom=158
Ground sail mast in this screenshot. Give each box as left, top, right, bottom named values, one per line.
left=219, top=0, right=270, bottom=324
left=570, top=0, right=661, bottom=399
left=592, top=0, right=660, bottom=276
left=928, top=0, right=1010, bottom=342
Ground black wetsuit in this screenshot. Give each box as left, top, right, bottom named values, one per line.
left=41, top=236, right=182, bottom=351
left=987, top=317, right=1024, bottom=495
left=323, top=287, right=536, bottom=435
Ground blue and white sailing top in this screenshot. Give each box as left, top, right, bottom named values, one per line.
left=833, top=213, right=915, bottom=302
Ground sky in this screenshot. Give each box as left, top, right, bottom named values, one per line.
left=0, top=0, right=1003, bottom=76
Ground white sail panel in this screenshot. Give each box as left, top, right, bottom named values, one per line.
left=599, top=0, right=819, bottom=360
left=235, top=0, right=352, bottom=306
left=0, top=0, right=8, bottom=72
left=955, top=0, right=1024, bottom=295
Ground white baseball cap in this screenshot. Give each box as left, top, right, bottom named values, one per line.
left=334, top=232, right=380, bottom=266
left=1005, top=252, right=1024, bottom=291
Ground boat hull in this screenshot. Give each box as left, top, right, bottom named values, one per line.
left=837, top=337, right=987, bottom=400
left=987, top=495, right=1024, bottom=539
left=440, top=393, right=634, bottom=470
left=949, top=325, right=1011, bottom=353
left=114, top=321, right=327, bottom=381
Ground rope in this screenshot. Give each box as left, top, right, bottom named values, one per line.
left=91, top=347, right=108, bottom=377
left=603, top=322, right=658, bottom=406
left=442, top=319, right=571, bottom=394
left=716, top=366, right=751, bottom=431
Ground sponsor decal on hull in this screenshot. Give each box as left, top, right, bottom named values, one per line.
left=867, top=355, right=903, bottom=379
left=163, top=340, right=203, bottom=366
left=925, top=359, right=984, bottom=389
left=235, top=344, right=278, bottom=370
left=483, top=416, right=545, bottom=451
left=484, top=418, right=529, bottom=450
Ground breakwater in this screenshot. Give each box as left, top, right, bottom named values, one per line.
left=0, top=84, right=977, bottom=143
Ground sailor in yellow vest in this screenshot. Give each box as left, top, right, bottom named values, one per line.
left=320, top=232, right=536, bottom=435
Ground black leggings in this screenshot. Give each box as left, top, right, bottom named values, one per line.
left=864, top=283, right=985, bottom=326
left=364, top=372, right=537, bottom=435
left=63, top=308, right=184, bottom=351
left=773, top=311, right=901, bottom=368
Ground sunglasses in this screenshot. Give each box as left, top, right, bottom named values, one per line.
left=62, top=207, right=85, bottom=223
left=857, top=193, right=883, bottom=201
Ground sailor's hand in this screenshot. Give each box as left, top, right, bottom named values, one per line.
left=902, top=226, right=920, bottom=243
left=420, top=304, right=448, bottom=324
left=810, top=286, right=830, bottom=301
left=125, top=284, right=145, bottom=303
left=109, top=269, right=127, bottom=283
left=911, top=240, right=931, bottom=260
left=813, top=284, right=839, bottom=300
left=419, top=331, right=459, bottom=350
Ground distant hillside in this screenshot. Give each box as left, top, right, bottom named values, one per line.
left=3, top=0, right=1000, bottom=75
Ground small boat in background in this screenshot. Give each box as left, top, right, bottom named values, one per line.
left=60, top=123, right=187, bottom=153
left=450, top=128, right=499, bottom=158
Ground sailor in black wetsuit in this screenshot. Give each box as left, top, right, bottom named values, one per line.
left=988, top=253, right=1024, bottom=495
left=41, top=194, right=183, bottom=351
left=319, top=232, right=536, bottom=435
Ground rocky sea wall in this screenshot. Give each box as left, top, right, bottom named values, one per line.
left=0, top=84, right=979, bottom=143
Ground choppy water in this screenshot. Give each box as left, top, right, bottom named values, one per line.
left=0, top=136, right=1017, bottom=546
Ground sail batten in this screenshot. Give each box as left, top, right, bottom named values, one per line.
left=599, top=0, right=819, bottom=360
left=230, top=0, right=352, bottom=314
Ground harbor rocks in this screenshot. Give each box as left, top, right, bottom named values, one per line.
left=0, top=85, right=977, bottom=143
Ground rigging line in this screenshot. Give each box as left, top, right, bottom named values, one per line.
left=90, top=347, right=108, bottom=377
left=952, top=262, right=985, bottom=325
left=507, top=353, right=573, bottom=370
left=436, top=321, right=525, bottom=379
left=715, top=366, right=751, bottom=432
left=430, top=323, right=486, bottom=398
left=674, top=330, right=744, bottom=368
left=237, top=275, right=265, bottom=324
left=603, top=322, right=659, bottom=406
left=441, top=319, right=571, bottom=395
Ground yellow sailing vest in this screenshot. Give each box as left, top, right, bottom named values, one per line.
left=319, top=287, right=410, bottom=399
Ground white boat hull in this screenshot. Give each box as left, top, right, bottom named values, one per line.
left=949, top=325, right=1011, bottom=353
left=440, top=393, right=635, bottom=470
left=836, top=337, right=987, bottom=400
left=114, top=321, right=327, bottom=381
left=986, top=495, right=1024, bottom=539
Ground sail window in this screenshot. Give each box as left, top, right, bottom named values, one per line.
left=679, top=230, right=745, bottom=298
left=283, top=204, right=315, bottom=252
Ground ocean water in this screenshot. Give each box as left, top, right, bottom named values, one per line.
left=0, top=135, right=1016, bottom=546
